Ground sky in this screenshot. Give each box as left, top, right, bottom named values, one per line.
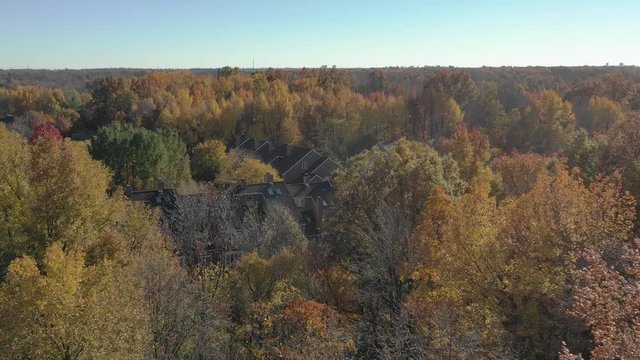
left=1, top=0, right=639, bottom=69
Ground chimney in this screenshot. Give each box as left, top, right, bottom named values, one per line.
left=303, top=173, right=310, bottom=184
left=265, top=172, right=274, bottom=184
left=156, top=179, right=165, bottom=191
left=240, top=178, right=247, bottom=190
left=286, top=144, right=293, bottom=157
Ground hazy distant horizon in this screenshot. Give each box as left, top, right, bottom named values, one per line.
left=2, top=0, right=639, bottom=69
left=1, top=64, right=638, bottom=72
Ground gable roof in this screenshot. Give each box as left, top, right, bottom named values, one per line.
left=127, top=177, right=334, bottom=239
left=286, top=180, right=332, bottom=203
left=263, top=144, right=313, bottom=175
left=233, top=181, right=301, bottom=220
left=127, top=189, right=176, bottom=207
left=231, top=136, right=339, bottom=184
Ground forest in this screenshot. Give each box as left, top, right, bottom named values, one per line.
left=1, top=66, right=640, bottom=359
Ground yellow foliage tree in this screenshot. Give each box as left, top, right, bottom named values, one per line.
left=513, top=90, right=576, bottom=153
left=410, top=163, right=636, bottom=357
left=191, top=139, right=228, bottom=182
left=587, top=96, right=624, bottom=133
left=217, top=150, right=281, bottom=184
left=0, top=124, right=232, bottom=359
left=249, top=80, right=302, bottom=144
left=408, top=175, right=509, bottom=358
left=0, top=242, right=150, bottom=359
left=0, top=125, right=30, bottom=268
left=0, top=124, right=126, bottom=271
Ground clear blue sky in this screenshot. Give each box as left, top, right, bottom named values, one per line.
left=1, top=0, right=638, bottom=69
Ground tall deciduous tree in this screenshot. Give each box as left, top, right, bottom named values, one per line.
left=468, top=82, right=512, bottom=148
left=438, top=124, right=493, bottom=183
left=563, top=129, right=603, bottom=184
left=367, top=70, right=388, bottom=94
left=509, top=90, right=576, bottom=153
left=421, top=70, right=476, bottom=139
left=492, top=151, right=554, bottom=198
left=0, top=124, right=120, bottom=273
left=561, top=241, right=640, bottom=359
left=600, top=113, right=640, bottom=210
left=587, top=96, right=624, bottom=133
left=496, top=166, right=635, bottom=357
left=409, top=175, right=513, bottom=359
left=0, top=123, right=230, bottom=359
left=0, top=242, right=151, bottom=359
left=216, top=150, right=281, bottom=184
left=89, top=76, right=137, bottom=128
left=430, top=95, right=464, bottom=138
left=190, top=139, right=227, bottom=182
left=136, top=242, right=229, bottom=359
left=329, top=138, right=465, bottom=258
left=352, top=205, right=426, bottom=359
left=247, top=80, right=301, bottom=145
left=423, top=70, right=478, bottom=110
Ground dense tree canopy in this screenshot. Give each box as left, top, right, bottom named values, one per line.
left=0, top=124, right=120, bottom=273
left=0, top=123, right=227, bottom=359
left=328, top=138, right=465, bottom=258
left=89, top=122, right=191, bottom=189
left=0, top=243, right=150, bottom=359
left=190, top=139, right=227, bottom=182
left=3, top=67, right=640, bottom=359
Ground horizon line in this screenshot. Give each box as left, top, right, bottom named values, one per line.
left=1, top=64, right=638, bottom=71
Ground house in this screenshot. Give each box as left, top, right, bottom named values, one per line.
left=232, top=136, right=340, bottom=184
left=284, top=179, right=335, bottom=238
left=126, top=172, right=335, bottom=240
left=126, top=138, right=339, bottom=245
left=231, top=137, right=340, bottom=238
left=126, top=169, right=336, bottom=268
left=232, top=172, right=334, bottom=238
left=125, top=185, right=176, bottom=208
left=232, top=174, right=300, bottom=219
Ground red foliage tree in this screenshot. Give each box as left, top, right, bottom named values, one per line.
left=492, top=151, right=555, bottom=197
left=31, top=123, right=63, bottom=144
left=562, top=241, right=640, bottom=359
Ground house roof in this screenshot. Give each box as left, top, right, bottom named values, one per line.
left=291, top=156, right=339, bottom=184
left=128, top=135, right=340, bottom=239
left=286, top=180, right=332, bottom=200
left=233, top=181, right=302, bottom=220
left=231, top=136, right=338, bottom=184
left=264, top=145, right=313, bottom=175
left=127, top=189, right=176, bottom=207
left=2, top=114, right=15, bottom=124
left=127, top=178, right=334, bottom=239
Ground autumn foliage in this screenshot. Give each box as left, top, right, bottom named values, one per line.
left=31, top=123, right=62, bottom=144
left=2, top=68, right=640, bottom=359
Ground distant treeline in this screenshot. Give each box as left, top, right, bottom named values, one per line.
left=3, top=65, right=640, bottom=92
